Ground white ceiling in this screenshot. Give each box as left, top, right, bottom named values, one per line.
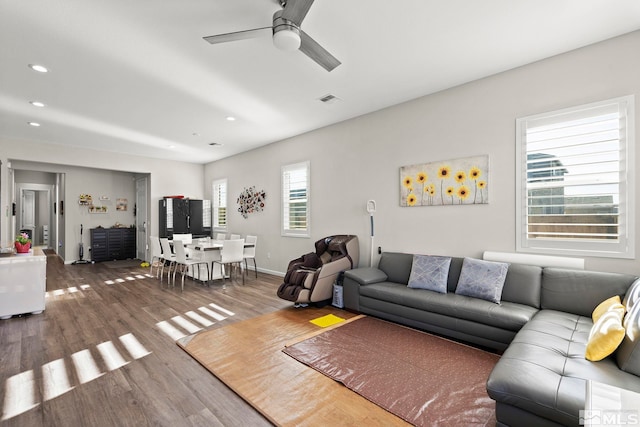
left=2, top=1, right=640, bottom=164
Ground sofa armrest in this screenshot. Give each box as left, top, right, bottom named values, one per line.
left=343, top=268, right=388, bottom=312
left=344, top=268, right=388, bottom=285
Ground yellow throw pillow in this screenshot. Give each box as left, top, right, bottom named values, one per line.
left=585, top=303, right=626, bottom=362
left=592, top=295, right=622, bottom=323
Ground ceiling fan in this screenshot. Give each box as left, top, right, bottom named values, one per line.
left=203, top=0, right=341, bottom=72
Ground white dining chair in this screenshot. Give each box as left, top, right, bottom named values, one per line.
left=159, top=237, right=176, bottom=285
left=149, top=236, right=163, bottom=279
left=229, top=234, right=240, bottom=240
left=243, top=235, right=258, bottom=278
left=172, top=240, right=209, bottom=291
left=213, top=239, right=245, bottom=288
left=215, top=233, right=227, bottom=240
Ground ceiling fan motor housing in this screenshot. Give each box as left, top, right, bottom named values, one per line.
left=272, top=10, right=301, bottom=51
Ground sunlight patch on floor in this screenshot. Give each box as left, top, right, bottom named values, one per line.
left=184, top=311, right=214, bottom=327
left=156, top=301, right=234, bottom=340
left=0, top=333, right=152, bottom=421
left=97, top=341, right=129, bottom=371
left=1, top=370, right=39, bottom=421
left=171, top=316, right=202, bottom=334
left=72, top=349, right=104, bottom=384
left=42, top=358, right=74, bottom=401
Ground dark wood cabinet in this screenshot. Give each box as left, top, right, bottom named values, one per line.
left=90, top=228, right=136, bottom=262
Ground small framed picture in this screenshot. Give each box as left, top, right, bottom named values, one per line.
left=116, top=198, right=127, bottom=211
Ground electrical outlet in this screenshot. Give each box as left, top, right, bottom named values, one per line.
left=378, top=246, right=382, bottom=254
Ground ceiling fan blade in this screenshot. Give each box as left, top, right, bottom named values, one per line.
left=299, top=30, right=341, bottom=72
left=203, top=27, right=271, bottom=44
left=281, top=0, right=314, bottom=26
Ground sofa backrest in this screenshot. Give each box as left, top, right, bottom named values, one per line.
left=378, top=252, right=413, bottom=284
left=377, top=252, right=542, bottom=308
left=501, top=263, right=543, bottom=308
left=541, top=268, right=637, bottom=317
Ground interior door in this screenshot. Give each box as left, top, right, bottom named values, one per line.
left=21, top=190, right=36, bottom=236
left=135, top=176, right=148, bottom=260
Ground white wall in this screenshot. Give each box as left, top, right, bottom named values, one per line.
left=0, top=140, right=205, bottom=261
left=205, top=31, right=640, bottom=276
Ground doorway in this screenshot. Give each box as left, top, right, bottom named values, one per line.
left=18, top=185, right=54, bottom=248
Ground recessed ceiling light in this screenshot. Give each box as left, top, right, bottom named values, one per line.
left=28, top=122, right=41, bottom=127
left=30, top=101, right=46, bottom=107
left=29, top=64, right=49, bottom=73
left=225, top=116, right=236, bottom=122
left=168, top=145, right=176, bottom=149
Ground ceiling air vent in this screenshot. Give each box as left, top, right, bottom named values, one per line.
left=318, top=94, right=341, bottom=104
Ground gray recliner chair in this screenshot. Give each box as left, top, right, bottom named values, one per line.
left=277, top=235, right=359, bottom=306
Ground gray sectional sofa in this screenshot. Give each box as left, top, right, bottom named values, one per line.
left=342, top=252, right=640, bottom=427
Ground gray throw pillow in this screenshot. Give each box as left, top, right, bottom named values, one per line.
left=407, top=255, right=452, bottom=293
left=455, top=257, right=509, bottom=304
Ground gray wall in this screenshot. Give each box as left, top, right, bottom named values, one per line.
left=2, top=31, right=638, bottom=274
left=204, top=31, right=640, bottom=276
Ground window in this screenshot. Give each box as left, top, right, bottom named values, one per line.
left=516, top=96, right=635, bottom=258
left=282, top=161, right=310, bottom=237
left=212, top=179, right=227, bottom=229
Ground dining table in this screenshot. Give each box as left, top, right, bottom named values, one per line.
left=181, top=239, right=254, bottom=283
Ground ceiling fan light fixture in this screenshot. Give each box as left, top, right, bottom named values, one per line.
left=273, top=27, right=301, bottom=51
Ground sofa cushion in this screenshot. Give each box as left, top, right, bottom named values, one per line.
left=617, top=302, right=640, bottom=376
left=541, top=268, right=636, bottom=317
left=407, top=255, right=451, bottom=293
left=377, top=252, right=414, bottom=285
left=585, top=303, right=625, bottom=361
left=359, top=281, right=537, bottom=332
left=455, top=257, right=509, bottom=303
left=487, top=310, right=640, bottom=426
left=499, top=263, right=542, bottom=308
left=592, top=295, right=622, bottom=323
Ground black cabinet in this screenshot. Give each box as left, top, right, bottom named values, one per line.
left=159, top=198, right=211, bottom=238
left=91, top=228, right=136, bottom=262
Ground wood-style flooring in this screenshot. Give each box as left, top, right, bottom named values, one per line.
left=0, top=253, right=292, bottom=426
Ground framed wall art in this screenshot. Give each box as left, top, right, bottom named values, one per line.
left=400, top=155, right=489, bottom=207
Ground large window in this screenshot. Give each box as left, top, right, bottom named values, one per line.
left=212, top=178, right=227, bottom=229
left=516, top=96, right=635, bottom=258
left=282, top=161, right=310, bottom=237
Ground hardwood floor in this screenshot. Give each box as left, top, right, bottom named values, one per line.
left=0, top=253, right=292, bottom=426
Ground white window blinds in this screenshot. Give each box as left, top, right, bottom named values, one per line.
left=212, top=179, right=227, bottom=229
left=516, top=96, right=635, bottom=258
left=282, top=161, right=310, bottom=237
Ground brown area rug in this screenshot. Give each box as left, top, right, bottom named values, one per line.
left=283, top=316, right=499, bottom=426
left=177, top=308, right=409, bottom=426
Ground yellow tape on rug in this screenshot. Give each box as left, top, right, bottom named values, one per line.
left=310, top=314, right=345, bottom=328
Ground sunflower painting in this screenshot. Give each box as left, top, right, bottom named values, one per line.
left=400, top=155, right=489, bottom=206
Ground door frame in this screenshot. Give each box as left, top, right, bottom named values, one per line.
left=135, top=175, right=150, bottom=261
left=16, top=183, right=55, bottom=248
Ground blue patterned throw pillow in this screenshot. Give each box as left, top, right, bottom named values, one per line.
left=455, top=257, right=509, bottom=303
left=407, top=255, right=452, bottom=293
